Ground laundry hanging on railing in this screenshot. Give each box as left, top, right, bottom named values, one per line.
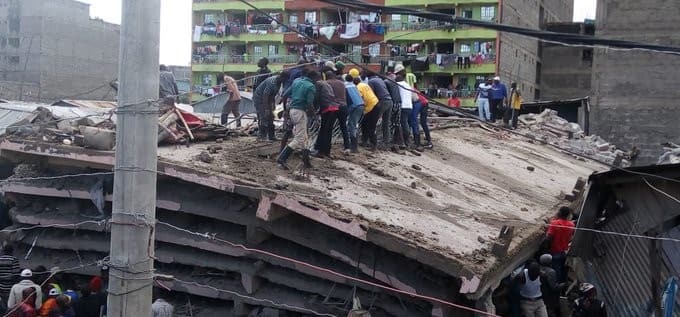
left=319, top=26, right=337, bottom=40
left=340, top=22, right=361, bottom=39
left=193, top=26, right=202, bottom=42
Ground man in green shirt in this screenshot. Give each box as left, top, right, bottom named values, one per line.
left=277, top=70, right=319, bottom=170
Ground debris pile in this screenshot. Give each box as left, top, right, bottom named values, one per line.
left=4, top=103, right=232, bottom=150
left=519, top=109, right=631, bottom=167
left=658, top=142, right=680, bottom=165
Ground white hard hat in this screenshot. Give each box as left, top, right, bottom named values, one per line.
left=493, top=76, right=501, bottom=81
left=20, top=269, right=32, bottom=277
left=394, top=64, right=405, bottom=74
left=539, top=254, right=552, bottom=265
left=48, top=288, right=60, bottom=296
left=579, top=283, right=596, bottom=294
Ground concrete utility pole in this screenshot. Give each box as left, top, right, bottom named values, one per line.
left=107, top=0, right=160, bottom=316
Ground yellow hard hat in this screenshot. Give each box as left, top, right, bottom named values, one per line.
left=349, top=68, right=360, bottom=78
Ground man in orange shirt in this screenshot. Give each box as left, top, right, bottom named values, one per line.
left=545, top=206, right=575, bottom=283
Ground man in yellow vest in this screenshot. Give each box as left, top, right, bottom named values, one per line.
left=504, top=82, right=522, bottom=129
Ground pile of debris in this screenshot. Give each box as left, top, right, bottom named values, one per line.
left=519, top=109, right=631, bottom=167
left=658, top=142, right=680, bottom=165
left=4, top=103, right=231, bottom=150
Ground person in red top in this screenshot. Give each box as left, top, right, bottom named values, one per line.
left=447, top=95, right=461, bottom=108
left=9, top=288, right=38, bottom=317
left=545, top=206, right=575, bottom=283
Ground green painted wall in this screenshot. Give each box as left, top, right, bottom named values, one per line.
left=199, top=33, right=284, bottom=44
left=406, top=62, right=495, bottom=75
left=193, top=64, right=284, bottom=74
left=385, top=28, right=496, bottom=42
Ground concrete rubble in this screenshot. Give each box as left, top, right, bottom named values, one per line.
left=657, top=142, right=680, bottom=165
left=4, top=102, right=233, bottom=150
left=518, top=109, right=632, bottom=167
left=0, top=102, right=608, bottom=316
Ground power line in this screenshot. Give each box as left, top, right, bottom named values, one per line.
left=316, top=0, right=680, bottom=55
left=165, top=277, right=337, bottom=317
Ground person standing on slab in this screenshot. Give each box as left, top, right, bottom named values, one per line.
left=277, top=70, right=319, bottom=170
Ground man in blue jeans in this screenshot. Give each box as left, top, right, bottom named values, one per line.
left=365, top=70, right=393, bottom=148
left=344, top=75, right=365, bottom=153
left=410, top=87, right=433, bottom=150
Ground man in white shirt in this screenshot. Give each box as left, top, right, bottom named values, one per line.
left=475, top=78, right=492, bottom=121
left=396, top=74, right=413, bottom=148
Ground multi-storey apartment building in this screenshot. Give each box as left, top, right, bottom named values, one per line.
left=191, top=0, right=572, bottom=106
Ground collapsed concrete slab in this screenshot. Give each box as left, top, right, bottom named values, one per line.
left=0, top=125, right=605, bottom=315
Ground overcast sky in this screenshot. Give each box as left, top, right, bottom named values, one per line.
left=78, top=0, right=597, bottom=66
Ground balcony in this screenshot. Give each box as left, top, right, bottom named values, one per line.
left=384, top=22, right=497, bottom=41
left=193, top=0, right=284, bottom=11
left=284, top=0, right=383, bottom=10
left=197, top=24, right=285, bottom=43
left=384, top=0, right=498, bottom=5
left=282, top=25, right=384, bottom=44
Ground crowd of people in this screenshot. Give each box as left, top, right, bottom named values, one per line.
left=248, top=58, right=436, bottom=170
left=510, top=206, right=607, bottom=317
left=474, top=76, right=523, bottom=129
left=0, top=247, right=173, bottom=317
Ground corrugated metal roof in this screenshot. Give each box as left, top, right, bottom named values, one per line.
left=192, top=92, right=255, bottom=115
left=576, top=173, right=680, bottom=317
left=52, top=100, right=117, bottom=109
left=0, top=102, right=44, bottom=135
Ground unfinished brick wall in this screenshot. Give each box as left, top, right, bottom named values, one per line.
left=590, top=0, right=680, bottom=165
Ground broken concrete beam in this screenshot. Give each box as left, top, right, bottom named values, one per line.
left=232, top=300, right=250, bottom=317
left=596, top=143, right=610, bottom=151
left=241, top=272, right=263, bottom=295
left=80, top=126, right=115, bottom=151
left=256, top=195, right=290, bottom=222
left=574, top=177, right=586, bottom=191
left=491, top=226, right=514, bottom=257
left=246, top=225, right=272, bottom=245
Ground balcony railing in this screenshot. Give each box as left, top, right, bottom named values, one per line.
left=196, top=20, right=482, bottom=41
left=192, top=53, right=496, bottom=68
left=200, top=23, right=284, bottom=37
left=193, top=54, right=305, bottom=64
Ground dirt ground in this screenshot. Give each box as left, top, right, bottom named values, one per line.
left=158, top=125, right=604, bottom=274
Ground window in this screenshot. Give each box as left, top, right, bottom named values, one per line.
left=481, top=6, right=495, bottom=21
left=460, top=44, right=471, bottom=55
left=304, top=11, right=317, bottom=24
left=350, top=44, right=362, bottom=55
left=253, top=46, right=263, bottom=55
left=204, top=14, right=216, bottom=24
left=202, top=74, right=212, bottom=86
left=9, top=56, right=19, bottom=64
left=368, top=43, right=380, bottom=57
left=289, top=14, right=298, bottom=26
left=8, top=37, right=19, bottom=48
left=462, top=9, right=473, bottom=19
left=268, top=44, right=278, bottom=56
left=391, top=14, right=401, bottom=21
left=582, top=49, right=593, bottom=62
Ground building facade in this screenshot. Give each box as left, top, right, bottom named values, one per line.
left=540, top=22, right=594, bottom=101
left=590, top=0, right=680, bottom=165
left=0, top=0, right=120, bottom=102
left=191, top=0, right=572, bottom=106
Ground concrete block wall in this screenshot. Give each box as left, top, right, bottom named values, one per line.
left=590, top=0, right=680, bottom=165
left=0, top=0, right=119, bottom=102
left=499, top=0, right=541, bottom=99
left=540, top=45, right=592, bottom=100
